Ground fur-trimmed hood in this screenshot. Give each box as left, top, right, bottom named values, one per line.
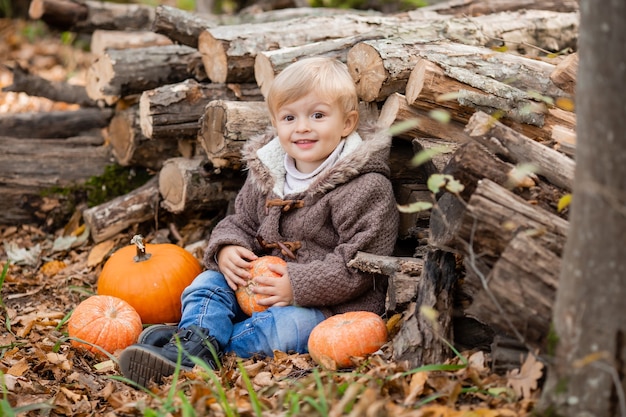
left=241, top=122, right=392, bottom=198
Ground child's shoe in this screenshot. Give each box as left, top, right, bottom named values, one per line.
left=137, top=324, right=178, bottom=346
left=118, top=326, right=220, bottom=388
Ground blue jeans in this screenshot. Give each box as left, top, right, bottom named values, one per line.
left=179, top=270, right=326, bottom=358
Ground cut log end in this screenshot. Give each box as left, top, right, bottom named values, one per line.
left=347, top=43, right=387, bottom=103
left=405, top=58, right=427, bottom=105
left=254, top=53, right=275, bottom=99
left=158, top=161, right=185, bottom=212
left=108, top=112, right=134, bottom=165
left=86, top=54, right=117, bottom=105
left=139, top=93, right=154, bottom=139
left=199, top=30, right=228, bottom=83
left=202, top=101, right=227, bottom=154
left=377, top=92, right=402, bottom=128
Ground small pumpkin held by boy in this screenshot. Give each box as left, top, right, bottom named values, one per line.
left=114, top=56, right=399, bottom=387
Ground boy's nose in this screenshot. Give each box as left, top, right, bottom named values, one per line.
left=295, top=118, right=311, bottom=132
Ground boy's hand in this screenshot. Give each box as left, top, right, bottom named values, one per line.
left=217, top=245, right=258, bottom=291
left=253, top=262, right=294, bottom=307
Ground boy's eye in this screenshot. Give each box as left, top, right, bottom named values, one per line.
left=312, top=112, right=324, bottom=119
left=283, top=115, right=294, bottom=122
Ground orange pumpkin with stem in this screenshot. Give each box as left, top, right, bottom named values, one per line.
left=307, top=311, right=388, bottom=369
left=97, top=235, right=202, bottom=324
left=68, top=295, right=143, bottom=357
left=236, top=256, right=287, bottom=316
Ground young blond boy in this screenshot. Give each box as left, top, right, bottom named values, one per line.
left=119, top=57, right=399, bottom=387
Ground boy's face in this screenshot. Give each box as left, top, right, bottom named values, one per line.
left=273, top=91, right=358, bottom=174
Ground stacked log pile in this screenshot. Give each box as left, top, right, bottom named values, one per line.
left=6, top=0, right=580, bottom=371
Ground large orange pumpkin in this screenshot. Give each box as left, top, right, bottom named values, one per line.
left=97, top=235, right=202, bottom=324
left=307, top=311, right=388, bottom=369
left=235, top=256, right=286, bottom=316
left=68, top=295, right=143, bottom=357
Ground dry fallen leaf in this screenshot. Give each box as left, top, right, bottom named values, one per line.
left=506, top=352, right=544, bottom=399
left=87, top=239, right=116, bottom=267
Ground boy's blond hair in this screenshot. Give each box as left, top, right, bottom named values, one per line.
left=266, top=57, right=359, bottom=126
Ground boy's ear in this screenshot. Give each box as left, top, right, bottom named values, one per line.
left=341, top=110, right=359, bottom=136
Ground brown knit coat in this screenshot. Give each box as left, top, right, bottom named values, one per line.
left=203, top=123, right=399, bottom=317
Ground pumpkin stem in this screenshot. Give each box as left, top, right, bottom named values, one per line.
left=131, top=234, right=152, bottom=262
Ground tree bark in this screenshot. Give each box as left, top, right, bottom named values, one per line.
left=346, top=251, right=424, bottom=312
left=86, top=44, right=202, bottom=105
left=404, top=56, right=576, bottom=143
left=539, top=1, right=626, bottom=415
left=463, top=230, right=562, bottom=350
left=152, top=5, right=221, bottom=48
left=139, top=79, right=262, bottom=141
left=391, top=250, right=459, bottom=367
left=407, top=9, right=579, bottom=56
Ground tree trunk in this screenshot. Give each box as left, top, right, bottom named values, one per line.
left=539, top=1, right=626, bottom=416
